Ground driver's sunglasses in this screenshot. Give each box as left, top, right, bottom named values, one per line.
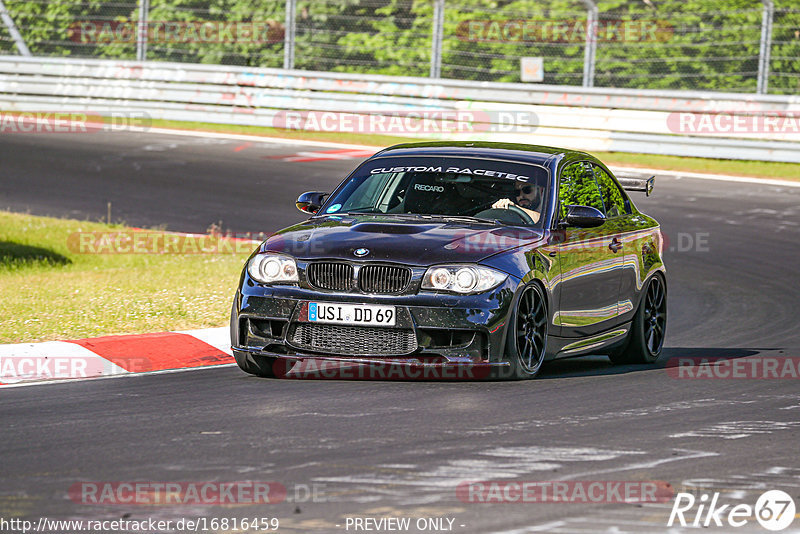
left=515, top=185, right=536, bottom=195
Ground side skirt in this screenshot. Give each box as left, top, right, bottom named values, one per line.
left=546, top=322, right=632, bottom=360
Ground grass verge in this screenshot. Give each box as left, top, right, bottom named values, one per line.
left=148, top=118, right=800, bottom=181
left=0, top=210, right=253, bottom=343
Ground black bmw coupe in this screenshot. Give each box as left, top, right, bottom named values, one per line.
left=231, top=141, right=666, bottom=379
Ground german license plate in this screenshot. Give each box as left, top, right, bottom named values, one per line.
left=308, top=302, right=396, bottom=326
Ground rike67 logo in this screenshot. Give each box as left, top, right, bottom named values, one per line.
left=668, top=490, right=796, bottom=531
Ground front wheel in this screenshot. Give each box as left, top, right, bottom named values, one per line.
left=610, top=274, right=667, bottom=364
left=504, top=283, right=549, bottom=379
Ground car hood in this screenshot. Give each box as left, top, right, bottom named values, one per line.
left=261, top=215, right=544, bottom=265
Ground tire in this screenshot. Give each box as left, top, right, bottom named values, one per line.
left=610, top=274, right=667, bottom=365
left=503, top=282, right=549, bottom=379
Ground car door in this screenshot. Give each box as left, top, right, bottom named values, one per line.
left=591, top=163, right=646, bottom=323
left=553, top=161, right=624, bottom=337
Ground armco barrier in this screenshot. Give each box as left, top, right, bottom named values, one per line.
left=1, top=56, right=799, bottom=162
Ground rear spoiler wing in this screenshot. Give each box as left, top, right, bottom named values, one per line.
left=616, top=175, right=655, bottom=196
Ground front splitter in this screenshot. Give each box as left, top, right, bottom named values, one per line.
left=246, top=351, right=511, bottom=380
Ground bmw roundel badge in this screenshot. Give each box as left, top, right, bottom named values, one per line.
left=354, top=248, right=369, bottom=257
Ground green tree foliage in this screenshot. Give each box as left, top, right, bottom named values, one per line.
left=769, top=5, right=800, bottom=94
left=1, top=0, right=797, bottom=93
left=592, top=165, right=625, bottom=217
left=443, top=0, right=588, bottom=84
left=2, top=0, right=132, bottom=57
left=146, top=0, right=284, bottom=65
left=558, top=162, right=603, bottom=217
left=294, top=0, right=431, bottom=75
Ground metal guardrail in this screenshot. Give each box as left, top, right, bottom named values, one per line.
left=1, top=56, right=798, bottom=163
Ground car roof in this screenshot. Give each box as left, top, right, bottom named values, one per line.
left=372, top=141, right=591, bottom=168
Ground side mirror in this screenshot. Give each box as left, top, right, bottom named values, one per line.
left=296, top=191, right=328, bottom=214
left=564, top=205, right=606, bottom=228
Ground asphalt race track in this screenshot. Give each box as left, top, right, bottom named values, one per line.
left=2, top=130, right=800, bottom=533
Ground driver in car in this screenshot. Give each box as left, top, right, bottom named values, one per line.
left=491, top=181, right=543, bottom=223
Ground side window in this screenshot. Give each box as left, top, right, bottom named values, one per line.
left=559, top=162, right=605, bottom=218
left=593, top=165, right=627, bottom=218
left=341, top=173, right=392, bottom=211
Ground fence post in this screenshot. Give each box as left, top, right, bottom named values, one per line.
left=283, top=0, right=296, bottom=70
left=0, top=0, right=31, bottom=56
left=136, top=0, right=149, bottom=61
left=757, top=0, right=774, bottom=94
left=582, top=0, right=597, bottom=87
left=430, top=0, right=444, bottom=78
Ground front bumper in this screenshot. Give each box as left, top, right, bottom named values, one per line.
left=234, top=351, right=511, bottom=380
left=231, top=275, right=520, bottom=378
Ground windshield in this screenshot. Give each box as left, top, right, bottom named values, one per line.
left=322, top=156, right=550, bottom=227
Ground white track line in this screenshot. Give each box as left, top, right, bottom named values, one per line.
left=146, top=126, right=379, bottom=150
left=1, top=362, right=238, bottom=389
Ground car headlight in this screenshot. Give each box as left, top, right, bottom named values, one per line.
left=247, top=253, right=298, bottom=284
left=421, top=265, right=507, bottom=294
